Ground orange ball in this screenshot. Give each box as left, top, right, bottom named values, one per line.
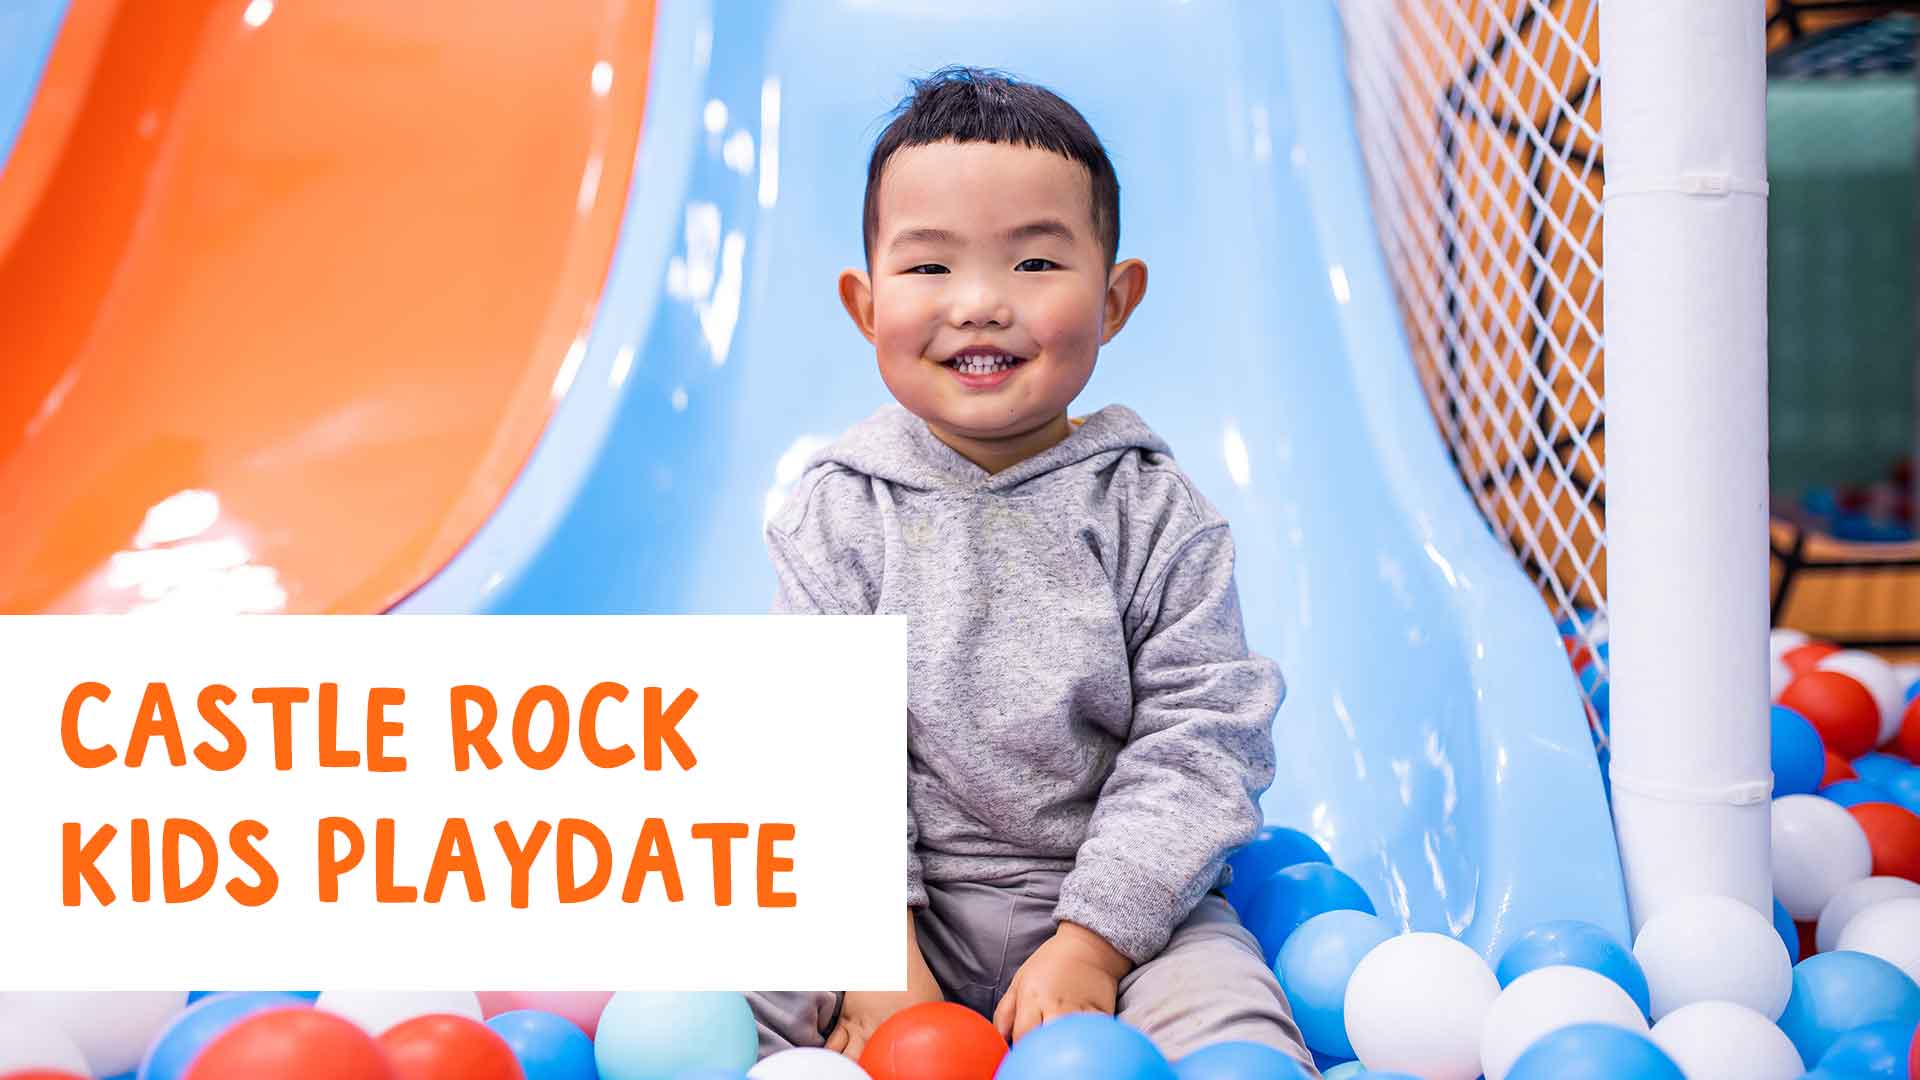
left=1783, top=641, right=1840, bottom=678
left=1894, top=694, right=1920, bottom=764
left=1824, top=751, right=1858, bottom=786
left=379, top=1015, right=523, bottom=1080
left=184, top=1008, right=395, bottom=1080
left=859, top=1001, right=1008, bottom=1080
left=1780, top=670, right=1881, bottom=759
left=1847, top=802, right=1920, bottom=883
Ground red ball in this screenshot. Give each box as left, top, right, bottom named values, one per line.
left=1847, top=802, right=1920, bottom=883
left=1796, top=919, right=1818, bottom=959
left=1894, top=694, right=1920, bottom=764
left=184, top=1007, right=395, bottom=1080
left=1910, top=1018, right=1920, bottom=1080
left=1563, top=635, right=1593, bottom=672
left=379, top=1015, right=523, bottom=1080
left=859, top=1001, right=1008, bottom=1080
left=1823, top=750, right=1858, bottom=786
left=1783, top=642, right=1840, bottom=678
left=1780, top=671, right=1881, bottom=759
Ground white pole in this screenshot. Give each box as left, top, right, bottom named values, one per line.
left=1600, top=0, right=1773, bottom=932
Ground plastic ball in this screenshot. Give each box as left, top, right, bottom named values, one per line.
left=1222, top=828, right=1331, bottom=912
left=1343, top=932, right=1498, bottom=1080
left=1817, top=650, right=1906, bottom=746
left=1899, top=695, right=1920, bottom=763
left=1825, top=751, right=1859, bottom=785
left=1318, top=1064, right=1364, bottom=1080
left=378, top=1014, right=521, bottom=1080
left=1783, top=641, right=1840, bottom=678
left=1772, top=898, right=1802, bottom=963
left=137, top=991, right=313, bottom=1080
left=1275, top=910, right=1395, bottom=1058
left=1480, top=965, right=1647, bottom=1080
left=484, top=1011, right=595, bottom=1080
left=1886, top=768, right=1920, bottom=815
left=858, top=1001, right=1005, bottom=1080
left=1773, top=794, right=1874, bottom=919
left=0, top=992, right=187, bottom=1078
left=315, top=992, right=482, bottom=1036
left=1836, top=896, right=1920, bottom=985
left=991, top=1014, right=1174, bottom=1080
left=1631, top=894, right=1792, bottom=1020
left=1776, top=950, right=1920, bottom=1065
left=1647, top=1000, right=1804, bottom=1080
left=1849, top=801, right=1920, bottom=881
left=1771, top=705, right=1826, bottom=797
left=475, top=994, right=612, bottom=1039
left=1781, top=671, right=1882, bottom=759
left=0, top=1072, right=90, bottom=1080
left=181, top=1007, right=395, bottom=1080
left=593, top=992, right=756, bottom=1080
left=1241, top=863, right=1374, bottom=967
left=1170, top=1041, right=1312, bottom=1079
left=1817, top=1019, right=1915, bottom=1078
left=1494, top=920, right=1650, bottom=1018
left=1503, top=1023, right=1684, bottom=1080
left=1816, top=876, right=1920, bottom=952
left=1854, top=753, right=1912, bottom=788
left=744, top=1047, right=869, bottom=1079
left=0, top=1011, right=89, bottom=1075
left=1820, top=779, right=1891, bottom=807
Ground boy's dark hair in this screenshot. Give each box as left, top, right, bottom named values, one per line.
left=862, top=66, right=1120, bottom=268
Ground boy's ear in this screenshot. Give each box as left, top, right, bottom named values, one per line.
left=1101, top=258, right=1148, bottom=344
left=838, top=268, right=877, bottom=344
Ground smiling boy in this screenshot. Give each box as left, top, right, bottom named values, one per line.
left=752, top=67, right=1313, bottom=1071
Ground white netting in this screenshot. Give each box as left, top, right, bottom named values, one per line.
left=1339, top=0, right=1609, bottom=723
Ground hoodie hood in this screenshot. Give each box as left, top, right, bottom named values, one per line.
left=808, top=403, right=1173, bottom=493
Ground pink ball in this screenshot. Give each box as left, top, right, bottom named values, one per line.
left=473, top=991, right=613, bottom=1037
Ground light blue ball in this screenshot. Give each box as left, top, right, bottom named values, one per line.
left=593, top=992, right=757, bottom=1080
left=1853, top=753, right=1911, bottom=788
left=487, top=1009, right=597, bottom=1080
left=1883, top=768, right=1920, bottom=816
left=1772, top=704, right=1826, bottom=797
left=1319, top=1064, right=1365, bottom=1080
left=668, top=1072, right=750, bottom=1080
left=1276, top=910, right=1395, bottom=1057
left=1242, top=863, right=1375, bottom=968
left=1504, top=1023, right=1685, bottom=1080
left=137, top=991, right=311, bottom=1080
left=1224, top=827, right=1332, bottom=912
left=995, top=1014, right=1175, bottom=1080
left=1494, top=920, right=1651, bottom=1018
left=1172, top=1041, right=1312, bottom=1079
left=1773, top=897, right=1802, bottom=965
left=1821, top=779, right=1893, bottom=808
left=1777, top=951, right=1920, bottom=1066
left=1817, top=1018, right=1917, bottom=1079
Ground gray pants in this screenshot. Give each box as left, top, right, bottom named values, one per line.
left=748, top=869, right=1317, bottom=1072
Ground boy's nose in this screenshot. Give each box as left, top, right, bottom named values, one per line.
left=950, top=285, right=1010, bottom=329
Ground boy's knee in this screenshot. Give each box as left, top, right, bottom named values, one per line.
left=745, top=990, right=841, bottom=1058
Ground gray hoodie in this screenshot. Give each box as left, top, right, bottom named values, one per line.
left=764, top=403, right=1283, bottom=963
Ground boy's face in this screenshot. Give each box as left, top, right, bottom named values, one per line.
left=840, top=140, right=1146, bottom=465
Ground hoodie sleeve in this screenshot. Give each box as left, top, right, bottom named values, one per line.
left=764, top=468, right=926, bottom=909
left=1053, top=522, right=1283, bottom=963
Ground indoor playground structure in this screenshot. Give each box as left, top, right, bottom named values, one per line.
left=1, top=0, right=1918, bottom=1078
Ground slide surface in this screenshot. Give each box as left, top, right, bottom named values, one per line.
left=3, top=0, right=1629, bottom=956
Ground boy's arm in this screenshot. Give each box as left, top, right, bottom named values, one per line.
left=1052, top=523, right=1282, bottom=964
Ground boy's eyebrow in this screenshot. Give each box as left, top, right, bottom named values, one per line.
left=886, top=219, right=1078, bottom=253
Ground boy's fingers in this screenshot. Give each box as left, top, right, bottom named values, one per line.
left=840, top=1029, right=868, bottom=1060
left=824, top=1022, right=849, bottom=1053
left=992, top=983, right=1017, bottom=1039
left=1012, top=998, right=1043, bottom=1044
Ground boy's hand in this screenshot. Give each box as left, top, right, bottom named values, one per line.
left=825, top=907, right=945, bottom=1059
left=993, top=921, right=1135, bottom=1044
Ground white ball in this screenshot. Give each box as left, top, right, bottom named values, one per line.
left=1344, top=932, right=1499, bottom=1080
left=316, top=990, right=482, bottom=1034
left=1835, top=896, right=1920, bottom=985
left=1480, top=965, right=1647, bottom=1080
left=1769, top=627, right=1810, bottom=654
left=0, top=1007, right=89, bottom=1074
left=1771, top=794, right=1873, bottom=920
left=1770, top=655, right=1793, bottom=701
left=1816, top=650, right=1904, bottom=745
left=1632, top=895, right=1792, bottom=1021
left=1649, top=1001, right=1804, bottom=1080
left=748, top=1046, right=873, bottom=1078
left=1815, top=876, right=1920, bottom=953
left=0, top=991, right=186, bottom=1076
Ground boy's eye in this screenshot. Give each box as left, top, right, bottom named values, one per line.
left=1016, top=258, right=1058, bottom=272
left=907, top=264, right=948, bottom=275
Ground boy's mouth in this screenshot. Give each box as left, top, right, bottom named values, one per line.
left=939, top=347, right=1031, bottom=378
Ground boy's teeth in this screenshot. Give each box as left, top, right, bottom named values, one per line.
left=951, top=353, right=1018, bottom=373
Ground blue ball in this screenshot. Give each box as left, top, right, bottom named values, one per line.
left=1224, top=827, right=1332, bottom=912
left=1172, top=1041, right=1313, bottom=1079
left=1853, top=753, right=1911, bottom=788
left=593, top=992, right=757, bottom=1080
left=1772, top=704, right=1827, bottom=797
left=1241, top=863, right=1375, bottom=968
left=1494, top=920, right=1652, bottom=1018
left=1883, top=768, right=1920, bottom=816
left=1777, top=951, right=1920, bottom=1065
left=1906, top=679, right=1919, bottom=703
left=1773, top=897, right=1802, bottom=965
left=1579, top=664, right=1611, bottom=718
left=137, top=991, right=312, bottom=1080
left=486, top=1010, right=597, bottom=1080
left=1820, top=779, right=1893, bottom=808
left=1276, top=910, right=1395, bottom=1058
left=995, top=1014, right=1175, bottom=1080
left=668, top=1072, right=750, bottom=1080
left=1504, top=1023, right=1685, bottom=1080
left=1817, top=1018, right=1918, bottom=1079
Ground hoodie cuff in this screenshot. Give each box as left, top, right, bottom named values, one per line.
left=1054, top=857, right=1187, bottom=965
left=907, top=849, right=927, bottom=910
